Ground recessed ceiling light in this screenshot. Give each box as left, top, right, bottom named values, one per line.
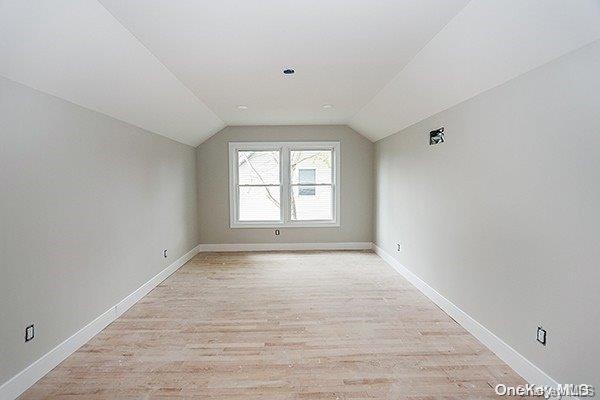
left=322, top=104, right=333, bottom=109
left=237, top=105, right=248, bottom=110
left=283, top=68, right=295, bottom=75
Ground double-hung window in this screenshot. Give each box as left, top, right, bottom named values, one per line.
left=229, top=141, right=340, bottom=228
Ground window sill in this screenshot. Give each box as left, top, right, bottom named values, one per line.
left=230, top=221, right=340, bottom=229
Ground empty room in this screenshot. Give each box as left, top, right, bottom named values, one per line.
left=1, top=0, right=599, bottom=399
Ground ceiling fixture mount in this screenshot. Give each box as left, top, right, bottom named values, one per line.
left=237, top=105, right=248, bottom=110
left=322, top=104, right=333, bottom=109
left=283, top=68, right=295, bottom=75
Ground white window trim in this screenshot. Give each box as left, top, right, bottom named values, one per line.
left=229, top=141, right=341, bottom=228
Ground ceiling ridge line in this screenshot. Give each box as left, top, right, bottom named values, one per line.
left=95, top=0, right=225, bottom=128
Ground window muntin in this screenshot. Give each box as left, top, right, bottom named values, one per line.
left=229, top=142, right=339, bottom=228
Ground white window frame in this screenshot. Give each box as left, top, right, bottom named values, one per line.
left=229, top=141, right=341, bottom=228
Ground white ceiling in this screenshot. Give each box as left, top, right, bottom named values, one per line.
left=1, top=1, right=599, bottom=145
left=99, top=0, right=468, bottom=128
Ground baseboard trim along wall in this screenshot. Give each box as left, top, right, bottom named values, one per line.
left=197, top=242, right=373, bottom=252
left=2, top=242, right=564, bottom=399
left=372, top=244, right=563, bottom=390
left=0, top=242, right=369, bottom=399
left=0, top=244, right=203, bottom=400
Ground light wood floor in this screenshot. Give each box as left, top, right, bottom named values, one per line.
left=21, top=251, right=525, bottom=399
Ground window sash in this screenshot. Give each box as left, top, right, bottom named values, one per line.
left=236, top=184, right=282, bottom=222
left=290, top=149, right=333, bottom=185
left=229, top=141, right=340, bottom=228
left=291, top=183, right=334, bottom=221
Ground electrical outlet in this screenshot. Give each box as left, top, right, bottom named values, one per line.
left=25, top=324, right=34, bottom=342
left=274, top=229, right=280, bottom=236
left=536, top=326, right=547, bottom=346
left=397, top=243, right=402, bottom=252
left=163, top=249, right=168, bottom=258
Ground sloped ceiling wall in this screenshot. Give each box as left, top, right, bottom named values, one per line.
left=1, top=0, right=599, bottom=146
left=0, top=0, right=224, bottom=146
left=350, top=0, right=600, bottom=141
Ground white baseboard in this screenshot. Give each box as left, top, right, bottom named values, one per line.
left=373, top=244, right=561, bottom=389
left=2, top=242, right=564, bottom=399
left=197, top=242, right=373, bottom=252
left=0, top=244, right=202, bottom=400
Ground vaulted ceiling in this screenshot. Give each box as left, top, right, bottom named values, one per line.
left=1, top=1, right=599, bottom=146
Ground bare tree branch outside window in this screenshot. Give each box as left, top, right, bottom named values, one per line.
left=238, top=150, right=331, bottom=220
left=240, top=152, right=280, bottom=208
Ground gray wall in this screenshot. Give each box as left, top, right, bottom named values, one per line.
left=373, top=40, right=600, bottom=387
left=0, top=76, right=200, bottom=386
left=197, top=125, right=373, bottom=244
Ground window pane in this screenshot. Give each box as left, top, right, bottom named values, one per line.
left=291, top=185, right=332, bottom=221
left=239, top=186, right=280, bottom=221
left=238, top=150, right=279, bottom=185
left=290, top=150, right=332, bottom=184
left=298, top=168, right=316, bottom=195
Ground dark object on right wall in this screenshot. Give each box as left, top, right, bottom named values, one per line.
left=537, top=326, right=547, bottom=346
left=430, top=127, right=445, bottom=145
left=25, top=324, right=34, bottom=342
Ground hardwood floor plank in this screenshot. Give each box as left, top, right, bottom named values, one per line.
left=20, top=251, right=525, bottom=399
